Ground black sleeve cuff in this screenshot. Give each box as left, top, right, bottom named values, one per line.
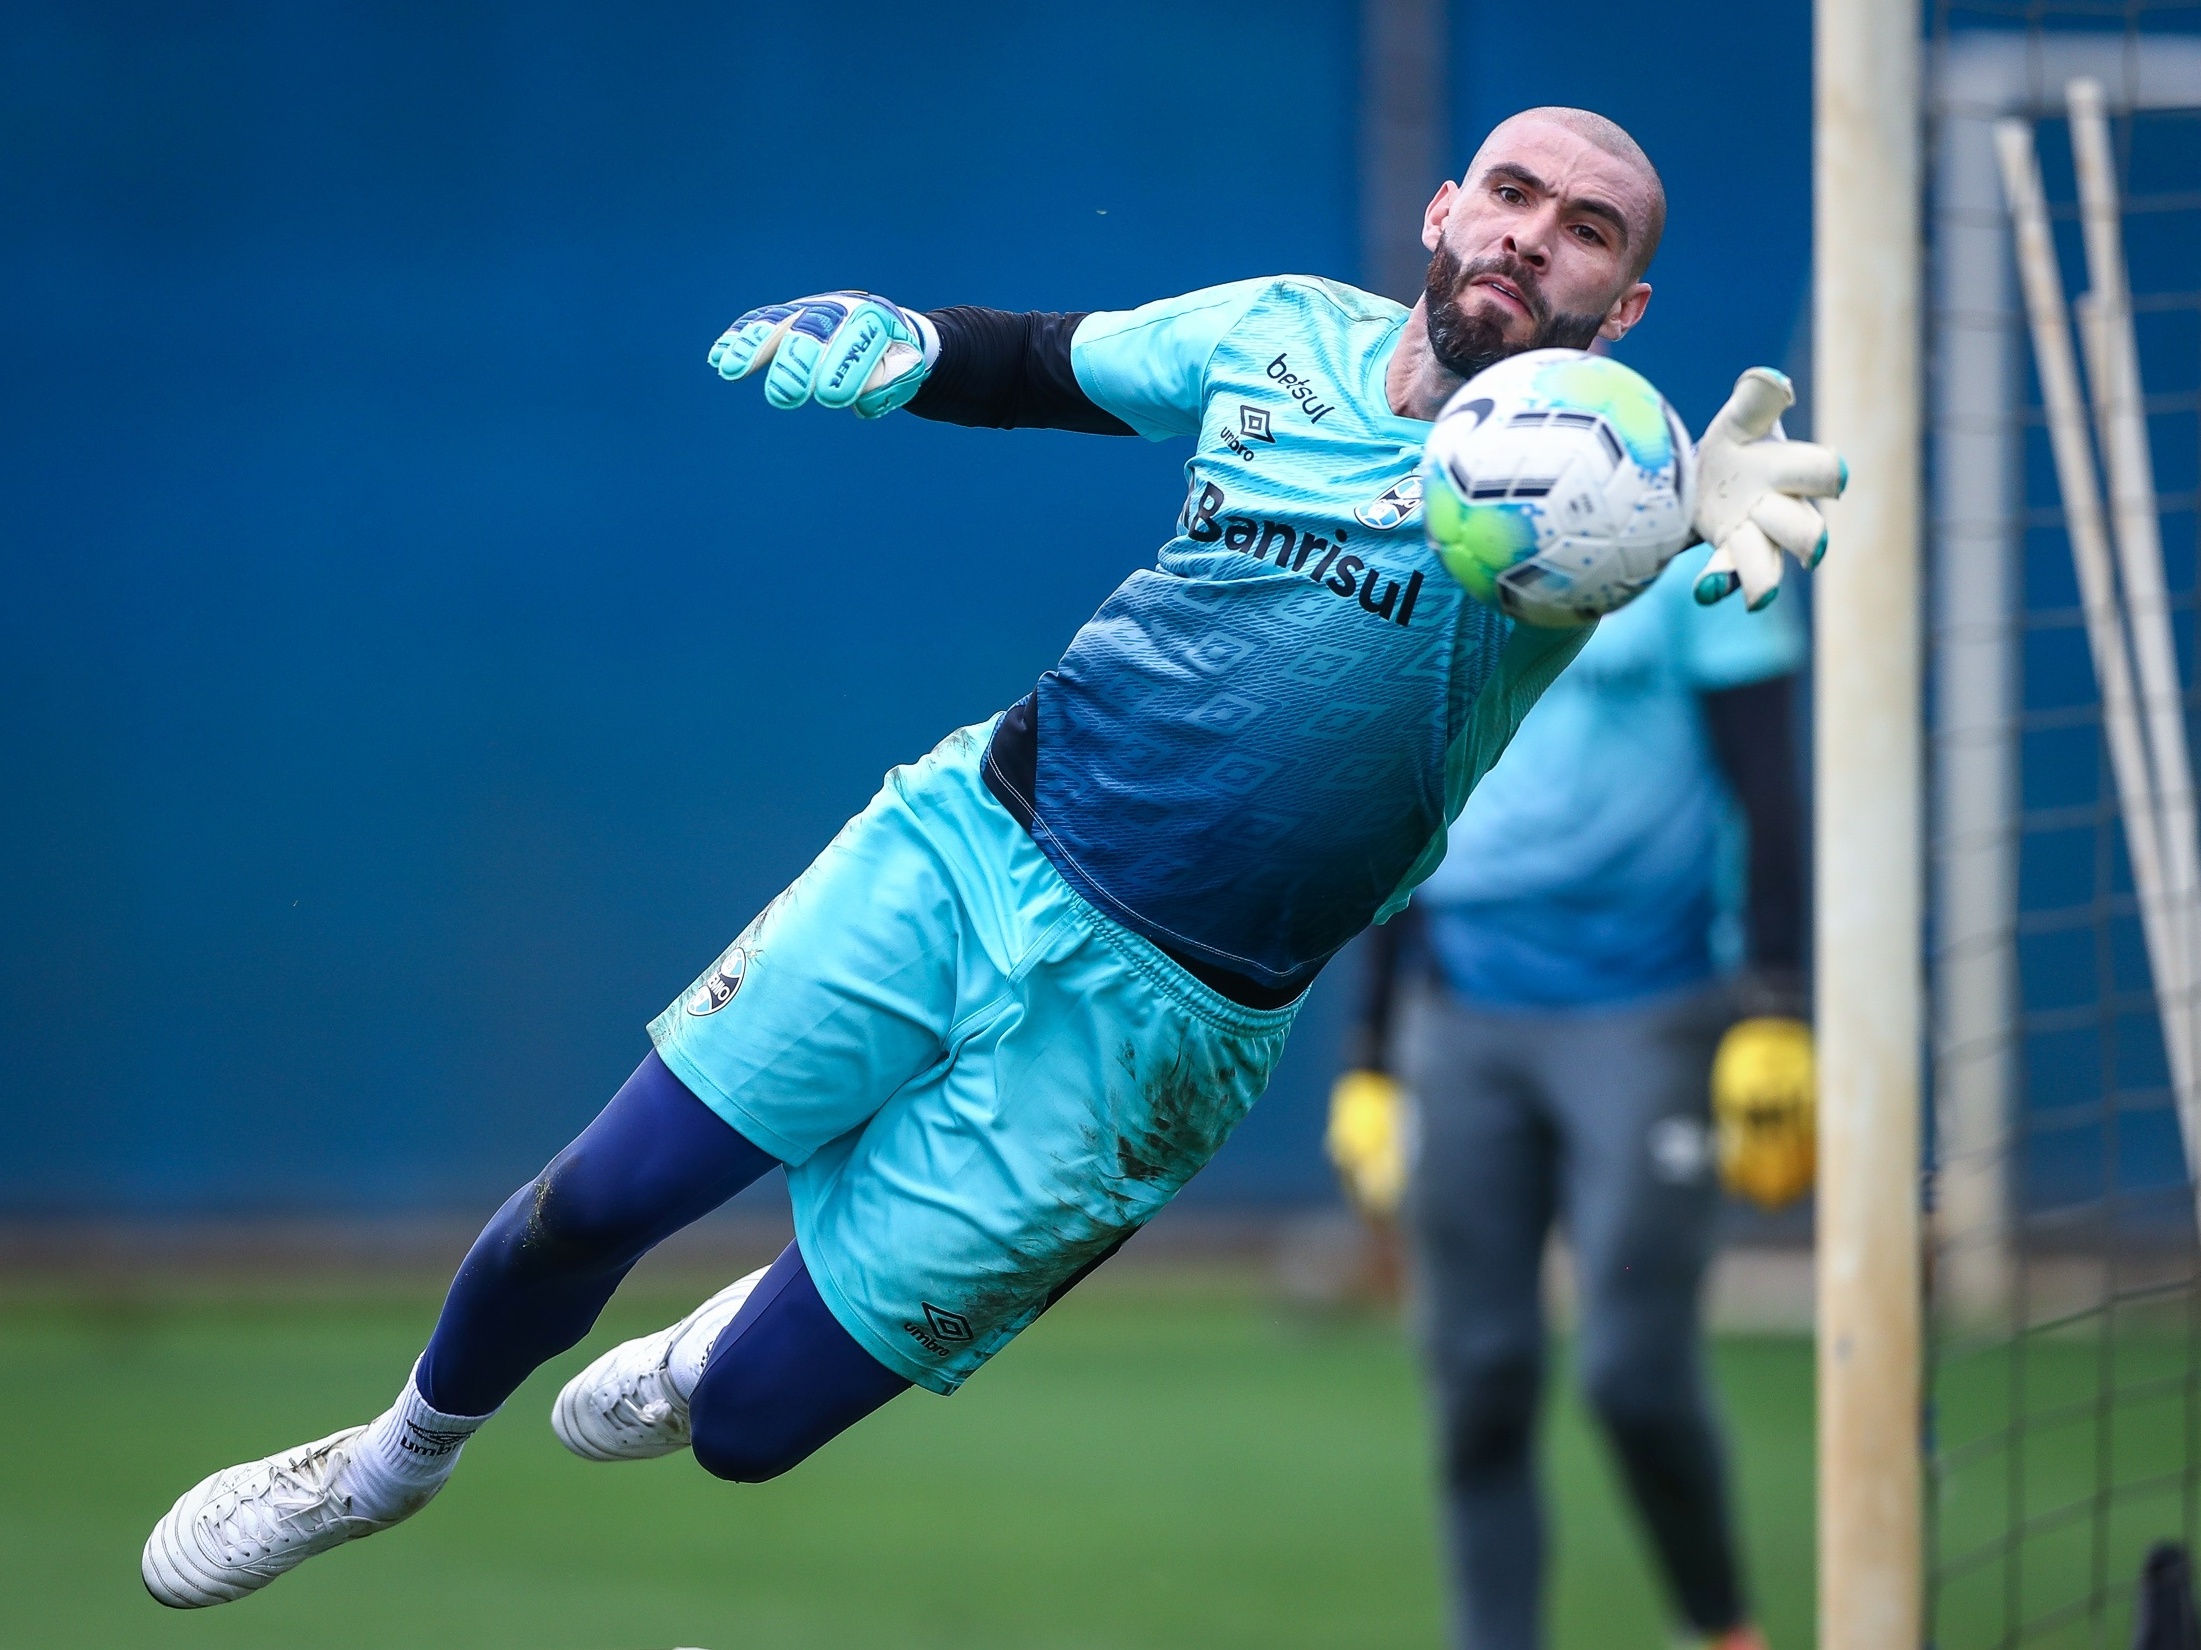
left=908, top=308, right=1136, bottom=436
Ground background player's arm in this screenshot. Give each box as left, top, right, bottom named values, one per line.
left=1340, top=909, right=1414, bottom=1078
left=1702, top=675, right=1804, bottom=1015
left=1702, top=671, right=1818, bottom=1209
left=1326, top=908, right=1417, bottom=1219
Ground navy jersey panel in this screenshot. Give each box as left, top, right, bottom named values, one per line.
left=1019, top=277, right=1573, bottom=990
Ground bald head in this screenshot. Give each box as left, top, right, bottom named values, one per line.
left=1391, top=107, right=1663, bottom=415
left=1470, top=107, right=1666, bottom=277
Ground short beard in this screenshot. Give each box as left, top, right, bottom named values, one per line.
left=1421, top=241, right=1607, bottom=383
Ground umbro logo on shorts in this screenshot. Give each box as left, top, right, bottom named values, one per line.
left=684, top=944, right=754, bottom=1016
left=900, top=1301, right=975, bottom=1359
left=922, top=1302, right=973, bottom=1342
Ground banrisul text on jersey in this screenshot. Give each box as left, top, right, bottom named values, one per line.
left=1181, top=480, right=1426, bottom=626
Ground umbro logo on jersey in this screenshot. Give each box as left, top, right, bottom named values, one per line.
left=684, top=944, right=754, bottom=1016
left=1355, top=474, right=1423, bottom=531
left=1264, top=352, right=1337, bottom=422
left=1185, top=481, right=1424, bottom=627
left=1219, top=404, right=1277, bottom=463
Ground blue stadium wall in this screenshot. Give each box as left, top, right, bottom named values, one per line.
left=0, top=1, right=1813, bottom=1213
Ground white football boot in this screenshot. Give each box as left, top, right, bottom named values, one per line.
left=552, top=1265, right=767, bottom=1462
left=141, top=1425, right=433, bottom=1607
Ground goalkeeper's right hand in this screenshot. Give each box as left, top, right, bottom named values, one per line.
left=1327, top=1069, right=1407, bottom=1220
left=1690, top=366, right=1848, bottom=611
left=708, top=292, right=938, bottom=419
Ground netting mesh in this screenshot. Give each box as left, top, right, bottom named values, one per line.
left=1925, top=7, right=2201, bottom=1645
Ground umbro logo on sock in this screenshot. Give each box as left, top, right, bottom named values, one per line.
left=400, top=1422, right=469, bottom=1459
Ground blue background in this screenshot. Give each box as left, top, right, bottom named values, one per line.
left=0, top=0, right=1817, bottom=1213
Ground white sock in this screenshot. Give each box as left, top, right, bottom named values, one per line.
left=346, top=1365, right=493, bottom=1520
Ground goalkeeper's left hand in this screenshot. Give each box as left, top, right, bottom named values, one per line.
left=1711, top=1011, right=1816, bottom=1210
left=1327, top=1069, right=1407, bottom=1220
left=708, top=291, right=938, bottom=419
left=1691, top=367, right=1849, bottom=611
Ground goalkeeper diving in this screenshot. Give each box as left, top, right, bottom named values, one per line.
left=141, top=106, right=1844, bottom=1609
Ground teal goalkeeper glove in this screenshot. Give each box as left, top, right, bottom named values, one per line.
left=708, top=292, right=938, bottom=419
left=1690, top=367, right=1848, bottom=610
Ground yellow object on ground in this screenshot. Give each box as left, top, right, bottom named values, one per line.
left=1711, top=1016, right=1816, bottom=1210
left=1326, top=1069, right=1406, bottom=1218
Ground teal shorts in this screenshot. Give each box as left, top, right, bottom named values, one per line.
left=649, top=718, right=1301, bottom=1394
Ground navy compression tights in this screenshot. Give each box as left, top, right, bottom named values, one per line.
left=415, top=1052, right=911, bottom=1480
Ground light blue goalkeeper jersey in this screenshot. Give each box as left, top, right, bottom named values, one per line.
left=1018, top=277, right=1589, bottom=991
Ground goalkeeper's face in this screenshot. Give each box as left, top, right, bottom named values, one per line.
left=1417, top=113, right=1662, bottom=383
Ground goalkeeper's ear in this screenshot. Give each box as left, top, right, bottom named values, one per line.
left=1597, top=279, right=1653, bottom=343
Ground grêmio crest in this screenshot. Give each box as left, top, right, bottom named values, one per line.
left=684, top=944, right=757, bottom=1016
left=1355, top=473, right=1424, bottom=531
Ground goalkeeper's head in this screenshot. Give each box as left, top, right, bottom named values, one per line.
left=1416, top=107, right=1665, bottom=386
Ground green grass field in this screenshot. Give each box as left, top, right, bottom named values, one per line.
left=14, top=1269, right=2181, bottom=1650
left=0, top=1272, right=1818, bottom=1650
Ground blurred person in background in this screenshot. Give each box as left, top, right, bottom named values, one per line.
left=1329, top=538, right=1816, bottom=1650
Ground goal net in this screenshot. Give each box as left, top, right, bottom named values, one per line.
left=1924, top=8, right=2201, bottom=1645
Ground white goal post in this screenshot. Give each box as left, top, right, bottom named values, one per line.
left=1823, top=13, right=2201, bottom=1644
left=1814, top=0, right=1924, bottom=1646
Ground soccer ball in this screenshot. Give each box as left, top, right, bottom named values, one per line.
left=1422, top=348, right=1695, bottom=627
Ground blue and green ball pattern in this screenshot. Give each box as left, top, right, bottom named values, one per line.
left=1423, top=351, right=1686, bottom=624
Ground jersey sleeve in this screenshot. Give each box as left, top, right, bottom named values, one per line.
left=1069, top=279, right=1276, bottom=441
left=1664, top=542, right=1807, bottom=689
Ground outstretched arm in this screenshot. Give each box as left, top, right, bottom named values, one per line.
left=709, top=279, right=1273, bottom=438
left=705, top=292, right=1132, bottom=434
